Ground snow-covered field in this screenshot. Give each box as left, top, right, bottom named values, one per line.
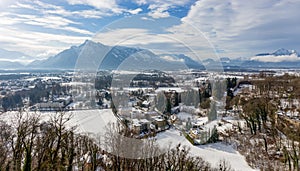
left=0, top=109, right=117, bottom=136
left=156, top=129, right=254, bottom=171
left=67, top=109, right=117, bottom=134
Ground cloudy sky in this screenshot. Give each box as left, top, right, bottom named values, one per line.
left=0, top=0, right=299, bottom=62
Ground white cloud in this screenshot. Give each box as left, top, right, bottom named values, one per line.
left=40, top=4, right=111, bottom=19
left=141, top=17, right=155, bottom=21
left=134, top=0, right=191, bottom=6
left=94, top=28, right=187, bottom=47
left=25, top=15, right=79, bottom=26
left=92, top=26, right=217, bottom=61
left=8, top=0, right=300, bottom=63
left=63, top=26, right=93, bottom=35
left=11, top=1, right=114, bottom=19
left=128, top=8, right=143, bottom=15
left=174, top=0, right=300, bottom=57
left=160, top=55, right=184, bottom=62
left=0, top=26, right=89, bottom=58
left=66, top=0, right=124, bottom=13
left=0, top=13, right=93, bottom=35
left=0, top=16, right=22, bottom=25
left=33, top=0, right=61, bottom=10
left=0, top=0, right=15, bottom=10
left=10, top=2, right=37, bottom=10
left=93, top=28, right=150, bottom=46
left=251, top=54, right=300, bottom=62
left=133, top=0, right=192, bottom=18
left=71, top=10, right=108, bottom=18
left=148, top=4, right=170, bottom=18
left=14, top=1, right=144, bottom=19
left=135, top=0, right=147, bottom=5
left=0, top=1, right=111, bottom=60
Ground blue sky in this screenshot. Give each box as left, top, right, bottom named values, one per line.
left=0, top=0, right=299, bottom=63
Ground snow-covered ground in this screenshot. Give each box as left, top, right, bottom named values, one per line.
left=0, top=109, right=117, bottom=136
left=1, top=109, right=254, bottom=170
left=156, top=129, right=255, bottom=171
left=67, top=109, right=118, bottom=134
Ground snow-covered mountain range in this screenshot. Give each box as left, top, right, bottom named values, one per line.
left=204, top=48, right=300, bottom=70
left=251, top=48, right=300, bottom=63
left=0, top=41, right=299, bottom=70
left=256, top=48, right=299, bottom=57
left=28, top=40, right=205, bottom=70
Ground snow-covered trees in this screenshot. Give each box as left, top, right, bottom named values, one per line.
left=223, top=74, right=300, bottom=170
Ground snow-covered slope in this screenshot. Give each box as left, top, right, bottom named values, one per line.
left=28, top=40, right=110, bottom=69
left=156, top=129, right=254, bottom=170
left=28, top=40, right=206, bottom=70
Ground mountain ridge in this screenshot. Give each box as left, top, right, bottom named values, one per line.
left=1, top=42, right=300, bottom=70
left=28, top=40, right=205, bottom=70
left=256, top=48, right=300, bottom=57
left=202, top=48, right=300, bottom=70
